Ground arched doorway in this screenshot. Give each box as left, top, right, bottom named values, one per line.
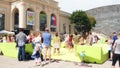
left=13, top=8, right=19, bottom=30
left=40, top=11, right=47, bottom=31
left=26, top=9, right=35, bottom=30
left=51, top=14, right=56, bottom=32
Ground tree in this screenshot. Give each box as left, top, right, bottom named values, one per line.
left=88, top=15, right=96, bottom=27
left=70, top=10, right=92, bottom=33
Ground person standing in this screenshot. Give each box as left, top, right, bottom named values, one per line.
left=73, top=32, right=79, bottom=48
left=68, top=34, right=74, bottom=49
left=112, top=33, right=120, bottom=68
left=53, top=32, right=60, bottom=55
left=31, top=32, right=44, bottom=61
left=16, top=28, right=27, bottom=61
left=79, top=36, right=85, bottom=45
left=86, top=32, right=93, bottom=46
left=42, top=28, right=51, bottom=63
left=107, top=36, right=113, bottom=60
left=27, top=32, right=35, bottom=48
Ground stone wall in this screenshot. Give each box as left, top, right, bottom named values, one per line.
left=86, top=4, right=120, bottom=35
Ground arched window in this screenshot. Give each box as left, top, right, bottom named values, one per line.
left=0, top=14, right=5, bottom=30
left=26, top=9, right=35, bottom=30
left=63, top=23, right=66, bottom=34
left=51, top=14, right=56, bottom=32
left=40, top=12, right=46, bottom=31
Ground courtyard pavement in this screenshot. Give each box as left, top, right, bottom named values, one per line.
left=0, top=55, right=119, bottom=68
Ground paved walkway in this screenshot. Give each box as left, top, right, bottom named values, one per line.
left=0, top=55, right=119, bottom=68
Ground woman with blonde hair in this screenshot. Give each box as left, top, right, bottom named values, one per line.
left=31, top=32, right=43, bottom=62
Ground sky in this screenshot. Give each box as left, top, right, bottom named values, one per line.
left=55, top=0, right=120, bottom=13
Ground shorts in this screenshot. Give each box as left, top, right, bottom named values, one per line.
left=43, top=44, right=51, bottom=55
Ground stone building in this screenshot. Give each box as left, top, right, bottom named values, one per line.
left=86, top=4, right=120, bottom=35
left=0, top=0, right=74, bottom=34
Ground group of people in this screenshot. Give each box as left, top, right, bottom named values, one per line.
left=16, top=28, right=62, bottom=66
left=0, top=35, right=15, bottom=43
left=15, top=27, right=120, bottom=68
left=16, top=27, right=101, bottom=66
left=63, top=32, right=100, bottom=48
left=60, top=31, right=120, bottom=68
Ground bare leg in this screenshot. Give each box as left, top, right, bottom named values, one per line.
left=57, top=48, right=60, bottom=54
left=110, top=53, right=113, bottom=60
left=48, top=47, right=51, bottom=63
left=48, top=54, right=51, bottom=62
left=44, top=48, right=47, bottom=63
left=53, top=48, right=56, bottom=54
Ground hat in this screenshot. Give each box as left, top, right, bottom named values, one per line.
left=45, top=28, right=49, bottom=31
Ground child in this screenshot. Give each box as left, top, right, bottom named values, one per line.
left=32, top=46, right=42, bottom=65
left=53, top=32, right=60, bottom=55
left=79, top=36, right=85, bottom=45
left=68, top=34, right=74, bottom=48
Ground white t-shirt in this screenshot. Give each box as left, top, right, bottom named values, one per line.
left=34, top=36, right=41, bottom=43
left=114, top=39, right=120, bottom=54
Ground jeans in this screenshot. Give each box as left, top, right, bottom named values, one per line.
left=18, top=46, right=25, bottom=61
left=112, top=54, right=120, bottom=66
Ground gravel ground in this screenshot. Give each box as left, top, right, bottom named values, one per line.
left=0, top=55, right=119, bottom=68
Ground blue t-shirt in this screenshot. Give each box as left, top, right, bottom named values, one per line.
left=42, top=32, right=51, bottom=46
left=113, top=35, right=118, bottom=41
left=112, top=35, right=118, bottom=46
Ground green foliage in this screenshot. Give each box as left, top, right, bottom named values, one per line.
left=88, top=15, right=96, bottom=27
left=70, top=10, right=93, bottom=32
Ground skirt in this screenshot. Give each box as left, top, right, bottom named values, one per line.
left=54, top=42, right=60, bottom=48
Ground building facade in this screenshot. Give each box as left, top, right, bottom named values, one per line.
left=0, top=0, right=73, bottom=34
